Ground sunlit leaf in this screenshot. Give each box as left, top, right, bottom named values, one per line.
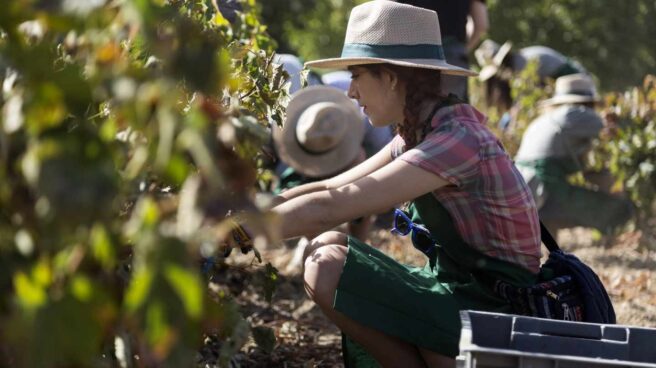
left=32, top=257, right=52, bottom=288
left=24, top=83, right=67, bottom=134
left=14, top=272, right=47, bottom=308
left=145, top=301, right=174, bottom=348
left=164, top=154, right=190, bottom=186
left=70, top=275, right=93, bottom=302
left=96, top=42, right=121, bottom=64
left=163, top=263, right=203, bottom=319
left=90, top=224, right=116, bottom=269
left=124, top=267, right=155, bottom=312
left=212, top=12, right=230, bottom=27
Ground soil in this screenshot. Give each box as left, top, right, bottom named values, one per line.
left=219, top=227, right=656, bottom=367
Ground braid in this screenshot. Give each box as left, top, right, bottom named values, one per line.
left=397, top=67, right=443, bottom=148
left=361, top=64, right=444, bottom=149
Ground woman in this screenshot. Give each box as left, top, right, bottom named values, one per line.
left=255, top=1, right=541, bottom=366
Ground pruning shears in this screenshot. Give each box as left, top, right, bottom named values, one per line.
left=222, top=212, right=254, bottom=257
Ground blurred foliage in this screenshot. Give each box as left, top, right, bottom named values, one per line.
left=589, top=75, right=656, bottom=224
left=0, top=0, right=286, bottom=366
left=486, top=0, right=656, bottom=91
left=259, top=0, right=366, bottom=62
left=471, top=59, right=551, bottom=156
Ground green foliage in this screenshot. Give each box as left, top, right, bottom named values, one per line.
left=487, top=0, right=656, bottom=91
left=472, top=59, right=551, bottom=156
left=0, top=0, right=285, bottom=365
left=590, top=75, right=656, bottom=223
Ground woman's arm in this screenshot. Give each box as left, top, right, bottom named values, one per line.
left=466, top=0, right=489, bottom=51
left=272, top=159, right=449, bottom=239
left=272, top=143, right=394, bottom=204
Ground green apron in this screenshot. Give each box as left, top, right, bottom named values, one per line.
left=517, top=158, right=633, bottom=234
left=553, top=59, right=583, bottom=79
left=336, top=192, right=538, bottom=366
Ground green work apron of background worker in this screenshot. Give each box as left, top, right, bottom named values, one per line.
left=337, top=192, right=539, bottom=367
left=517, top=158, right=633, bottom=234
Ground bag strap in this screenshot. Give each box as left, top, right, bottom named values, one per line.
left=540, top=220, right=560, bottom=253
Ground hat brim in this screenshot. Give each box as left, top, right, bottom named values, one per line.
left=540, top=94, right=602, bottom=107
left=477, top=41, right=513, bottom=81
left=305, top=57, right=477, bottom=77
left=273, top=86, right=365, bottom=178
left=478, top=65, right=499, bottom=81
left=492, top=42, right=513, bottom=67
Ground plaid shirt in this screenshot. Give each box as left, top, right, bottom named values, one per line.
left=391, top=104, right=541, bottom=272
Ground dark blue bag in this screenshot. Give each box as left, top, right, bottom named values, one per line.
left=539, top=223, right=616, bottom=323
left=495, top=222, right=616, bottom=324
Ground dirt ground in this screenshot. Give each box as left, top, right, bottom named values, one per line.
left=222, top=226, right=656, bottom=367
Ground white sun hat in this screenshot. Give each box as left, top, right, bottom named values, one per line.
left=272, top=85, right=365, bottom=178
left=476, top=41, right=513, bottom=81
left=540, top=73, right=601, bottom=107
left=305, top=0, right=476, bottom=76
left=474, top=39, right=501, bottom=69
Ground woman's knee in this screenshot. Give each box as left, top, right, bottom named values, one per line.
left=303, top=243, right=347, bottom=306
left=303, top=231, right=348, bottom=260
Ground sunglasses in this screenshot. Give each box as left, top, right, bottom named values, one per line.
left=391, top=209, right=436, bottom=256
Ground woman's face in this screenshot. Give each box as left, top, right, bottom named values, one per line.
left=347, top=66, right=405, bottom=127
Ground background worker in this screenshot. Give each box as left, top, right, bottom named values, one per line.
left=475, top=40, right=587, bottom=114
left=515, top=73, right=633, bottom=234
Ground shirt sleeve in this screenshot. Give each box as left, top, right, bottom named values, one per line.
left=396, top=123, right=481, bottom=187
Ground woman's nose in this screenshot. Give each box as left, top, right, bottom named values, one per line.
left=347, top=82, right=358, bottom=99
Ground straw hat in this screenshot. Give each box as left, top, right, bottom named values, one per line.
left=476, top=41, right=513, bottom=81
left=540, top=73, right=601, bottom=107
left=474, top=39, right=500, bottom=68
left=273, top=86, right=365, bottom=178
left=305, top=0, right=476, bottom=76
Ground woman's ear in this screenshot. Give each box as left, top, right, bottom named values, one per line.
left=377, top=66, right=396, bottom=90
left=386, top=69, right=399, bottom=91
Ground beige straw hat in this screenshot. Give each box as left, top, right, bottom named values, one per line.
left=540, top=73, right=601, bottom=107
left=476, top=40, right=513, bottom=81
left=305, top=0, right=476, bottom=76
left=273, top=85, right=365, bottom=178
